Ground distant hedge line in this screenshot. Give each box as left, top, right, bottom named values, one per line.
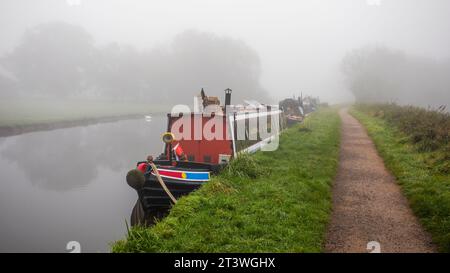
left=355, top=103, right=449, bottom=174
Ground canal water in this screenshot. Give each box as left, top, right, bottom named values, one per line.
left=0, top=116, right=167, bottom=252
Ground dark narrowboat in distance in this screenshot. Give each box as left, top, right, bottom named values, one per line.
left=279, top=93, right=319, bottom=127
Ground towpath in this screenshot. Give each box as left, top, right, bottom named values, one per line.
left=324, top=108, right=435, bottom=253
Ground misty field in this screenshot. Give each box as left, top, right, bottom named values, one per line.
left=112, top=108, right=341, bottom=252
left=0, top=99, right=169, bottom=127
left=351, top=104, right=450, bottom=252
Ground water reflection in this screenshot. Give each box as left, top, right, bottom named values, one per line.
left=1, top=117, right=166, bottom=191
left=0, top=116, right=166, bottom=252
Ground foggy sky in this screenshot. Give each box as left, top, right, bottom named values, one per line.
left=1, top=0, right=450, bottom=103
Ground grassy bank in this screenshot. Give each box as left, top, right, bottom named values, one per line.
left=350, top=104, right=450, bottom=252
left=0, top=99, right=169, bottom=127
left=112, top=108, right=341, bottom=252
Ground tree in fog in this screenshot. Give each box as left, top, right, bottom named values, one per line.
left=0, top=72, right=17, bottom=98
left=155, top=30, right=270, bottom=104
left=342, top=46, right=450, bottom=108
left=1, top=22, right=96, bottom=98
left=92, top=43, right=148, bottom=99
left=0, top=22, right=269, bottom=103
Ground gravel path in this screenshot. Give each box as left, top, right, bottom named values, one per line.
left=324, top=108, right=435, bottom=253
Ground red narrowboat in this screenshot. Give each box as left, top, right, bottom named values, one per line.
left=126, top=88, right=282, bottom=225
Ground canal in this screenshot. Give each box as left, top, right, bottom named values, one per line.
left=0, top=115, right=167, bottom=252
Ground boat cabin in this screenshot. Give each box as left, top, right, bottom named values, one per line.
left=159, top=89, right=282, bottom=166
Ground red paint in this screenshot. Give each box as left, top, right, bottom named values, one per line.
left=170, top=114, right=232, bottom=164
left=137, top=162, right=148, bottom=173
left=157, top=169, right=184, bottom=178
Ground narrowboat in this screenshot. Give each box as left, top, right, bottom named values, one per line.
left=126, top=88, right=282, bottom=225
left=279, top=95, right=305, bottom=127
left=279, top=94, right=319, bottom=127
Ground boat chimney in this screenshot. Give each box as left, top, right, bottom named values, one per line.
left=224, top=88, right=232, bottom=108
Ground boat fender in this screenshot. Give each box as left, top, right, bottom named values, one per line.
left=126, top=169, right=145, bottom=190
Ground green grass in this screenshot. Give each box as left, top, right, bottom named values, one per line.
left=0, top=98, right=170, bottom=127
left=111, top=108, right=341, bottom=252
left=350, top=107, right=450, bottom=252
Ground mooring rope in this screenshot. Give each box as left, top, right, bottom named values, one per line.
left=148, top=162, right=178, bottom=204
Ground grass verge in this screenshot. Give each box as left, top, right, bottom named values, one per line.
left=112, top=108, right=341, bottom=252
left=350, top=106, right=450, bottom=252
